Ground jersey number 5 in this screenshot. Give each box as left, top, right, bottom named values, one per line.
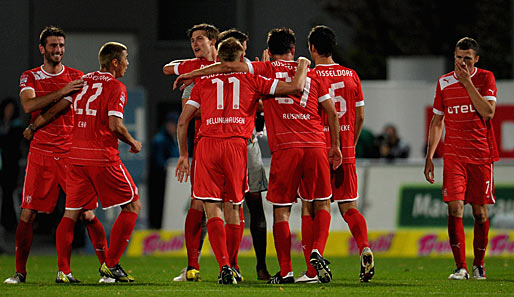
left=329, top=82, right=347, bottom=118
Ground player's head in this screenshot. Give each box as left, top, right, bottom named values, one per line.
left=187, top=23, right=219, bottom=59
left=39, top=26, right=66, bottom=66
left=219, top=29, right=248, bottom=56
left=266, top=27, right=295, bottom=56
left=98, top=42, right=129, bottom=78
left=217, top=37, right=244, bottom=62
left=308, top=25, right=336, bottom=57
left=454, top=37, right=480, bottom=71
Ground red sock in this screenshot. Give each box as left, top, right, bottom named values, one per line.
left=84, top=216, right=108, bottom=264
left=473, top=219, right=489, bottom=267
left=206, top=217, right=230, bottom=269
left=15, top=220, right=33, bottom=275
left=106, top=211, right=138, bottom=267
left=56, top=217, right=76, bottom=274
left=301, top=215, right=317, bottom=278
left=312, top=209, right=331, bottom=254
left=448, top=215, right=467, bottom=270
left=225, top=224, right=241, bottom=269
left=273, top=221, right=292, bottom=276
left=343, top=208, right=369, bottom=254
left=185, top=208, right=203, bottom=270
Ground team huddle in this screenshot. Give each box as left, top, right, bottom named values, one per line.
left=4, top=21, right=498, bottom=285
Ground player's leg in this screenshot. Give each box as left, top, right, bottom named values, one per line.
left=245, top=139, right=270, bottom=279
left=204, top=201, right=234, bottom=284
left=269, top=205, right=294, bottom=283
left=55, top=209, right=83, bottom=283
left=309, top=199, right=332, bottom=283
left=444, top=159, right=469, bottom=280
left=181, top=199, right=204, bottom=278
left=296, top=201, right=318, bottom=283
left=224, top=202, right=242, bottom=282
left=80, top=211, right=107, bottom=264
left=471, top=204, right=488, bottom=279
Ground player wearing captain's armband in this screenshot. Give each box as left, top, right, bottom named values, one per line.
left=424, top=37, right=499, bottom=281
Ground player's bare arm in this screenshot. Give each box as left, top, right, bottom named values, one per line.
left=175, top=104, right=197, bottom=183
left=424, top=114, right=444, bottom=184
left=321, top=98, right=342, bottom=169
left=454, top=61, right=495, bottom=120
left=23, top=99, right=71, bottom=140
left=354, top=106, right=365, bottom=145
left=108, top=116, right=142, bottom=153
left=20, top=79, right=83, bottom=114
left=274, top=57, right=310, bottom=95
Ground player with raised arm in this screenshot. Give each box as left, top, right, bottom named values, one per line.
left=297, top=25, right=374, bottom=284
left=175, top=37, right=310, bottom=284
left=163, top=23, right=218, bottom=282
left=174, top=27, right=342, bottom=284
left=25, top=42, right=142, bottom=283
left=424, top=37, right=498, bottom=280
left=4, top=26, right=108, bottom=284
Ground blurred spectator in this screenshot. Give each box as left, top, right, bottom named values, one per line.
left=355, top=127, right=379, bottom=158
left=376, top=124, right=410, bottom=160
left=148, top=112, right=179, bottom=229
left=0, top=97, right=25, bottom=232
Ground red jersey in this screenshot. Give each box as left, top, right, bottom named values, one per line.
left=65, top=71, right=127, bottom=165
left=248, top=60, right=330, bottom=153
left=433, top=67, right=499, bottom=164
left=187, top=72, right=278, bottom=139
left=170, top=57, right=214, bottom=75
left=19, top=65, right=83, bottom=155
left=316, top=64, right=365, bottom=164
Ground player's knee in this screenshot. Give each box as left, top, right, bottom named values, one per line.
left=473, top=211, right=488, bottom=223
left=123, top=200, right=142, bottom=214
left=20, top=209, right=37, bottom=223
left=80, top=210, right=96, bottom=223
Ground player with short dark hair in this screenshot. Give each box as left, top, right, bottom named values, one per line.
left=424, top=37, right=498, bottom=280
left=4, top=25, right=108, bottom=285
left=297, top=25, right=374, bottom=284
left=175, top=37, right=310, bottom=284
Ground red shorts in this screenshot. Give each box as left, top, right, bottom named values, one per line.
left=330, top=163, right=358, bottom=202
left=442, top=158, right=495, bottom=205
left=66, top=163, right=139, bottom=210
left=192, top=137, right=248, bottom=205
left=270, top=147, right=332, bottom=206
left=21, top=151, right=67, bottom=213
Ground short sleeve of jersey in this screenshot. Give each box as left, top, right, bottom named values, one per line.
left=250, top=74, right=279, bottom=96
left=249, top=61, right=274, bottom=78
left=19, top=71, right=35, bottom=94
left=187, top=83, right=201, bottom=109
left=353, top=72, right=365, bottom=106
left=174, top=59, right=202, bottom=75
left=316, top=76, right=331, bottom=103
left=107, top=82, right=127, bottom=119
left=481, top=71, right=497, bottom=101
left=433, top=80, right=444, bottom=115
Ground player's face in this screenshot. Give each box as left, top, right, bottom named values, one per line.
left=454, top=48, right=479, bottom=73
left=191, top=30, right=214, bottom=59
left=41, top=36, right=65, bottom=66
left=116, top=50, right=129, bottom=78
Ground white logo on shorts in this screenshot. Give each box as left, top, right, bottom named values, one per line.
left=25, top=195, right=32, bottom=204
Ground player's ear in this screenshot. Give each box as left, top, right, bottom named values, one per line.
left=111, top=58, right=119, bottom=68
left=39, top=44, right=45, bottom=54
left=290, top=45, right=295, bottom=57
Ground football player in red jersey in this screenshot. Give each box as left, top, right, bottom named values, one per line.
left=296, top=25, right=374, bottom=284
left=4, top=26, right=107, bottom=285
left=24, top=42, right=142, bottom=283
left=163, top=24, right=219, bottom=282
left=425, top=37, right=498, bottom=280
left=175, top=37, right=310, bottom=284
left=174, top=27, right=342, bottom=284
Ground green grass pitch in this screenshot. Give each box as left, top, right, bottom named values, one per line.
left=1, top=255, right=513, bottom=296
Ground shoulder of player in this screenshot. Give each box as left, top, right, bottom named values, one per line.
left=64, top=66, right=84, bottom=76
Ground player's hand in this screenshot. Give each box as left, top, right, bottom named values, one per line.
left=23, top=127, right=34, bottom=141
left=328, top=147, right=342, bottom=170
left=175, top=155, right=190, bottom=183
left=173, top=75, right=193, bottom=91
left=454, top=61, right=471, bottom=84
left=297, top=57, right=311, bottom=68
left=61, top=79, right=84, bottom=96
left=261, top=49, right=270, bottom=62
left=130, top=140, right=142, bottom=153
left=424, top=158, right=435, bottom=184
